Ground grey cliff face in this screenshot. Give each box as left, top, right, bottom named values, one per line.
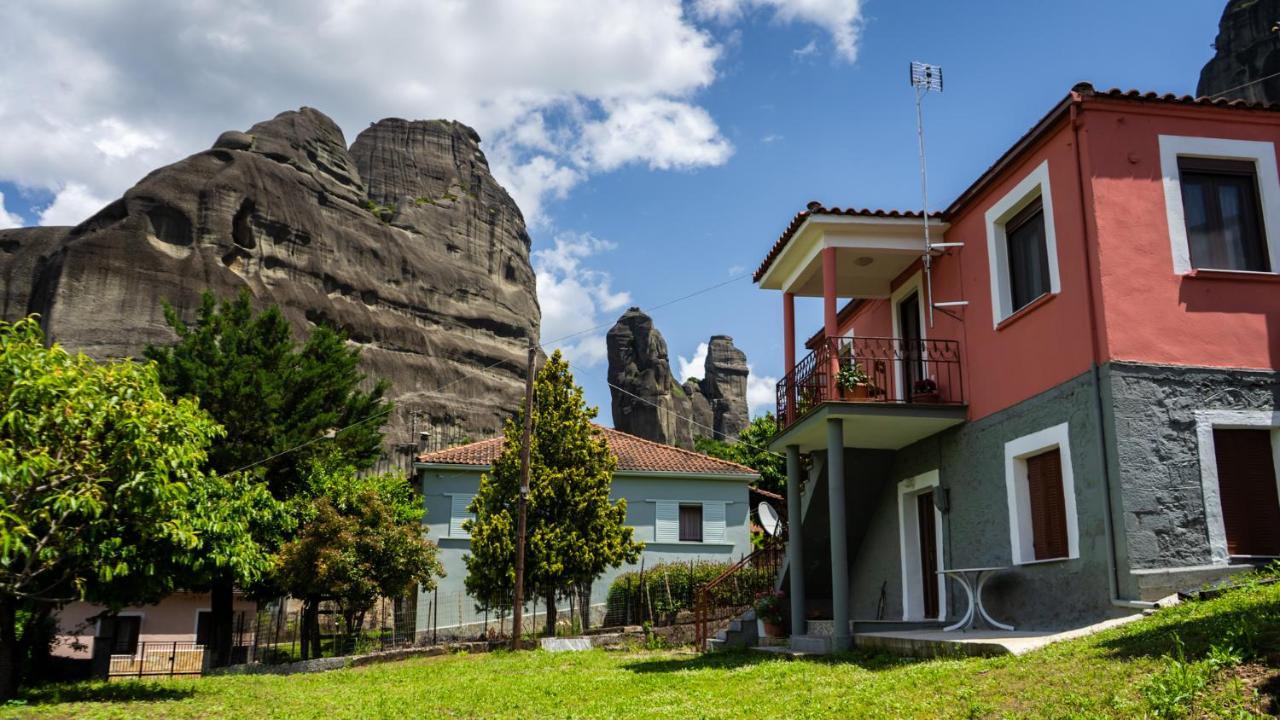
left=0, top=107, right=540, bottom=446
left=606, top=308, right=749, bottom=448
left=1198, top=0, right=1280, bottom=102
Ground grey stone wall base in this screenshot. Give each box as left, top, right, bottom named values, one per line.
left=1131, top=564, right=1259, bottom=601
left=208, top=641, right=495, bottom=677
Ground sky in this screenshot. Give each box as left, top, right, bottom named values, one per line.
left=0, top=0, right=1226, bottom=424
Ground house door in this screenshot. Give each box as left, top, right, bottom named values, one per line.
left=1213, top=429, right=1280, bottom=557
left=916, top=491, right=939, bottom=619
left=898, top=291, right=924, bottom=399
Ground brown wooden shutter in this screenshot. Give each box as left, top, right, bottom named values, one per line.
left=1213, top=429, right=1280, bottom=557
left=916, top=492, right=939, bottom=619
left=1026, top=449, right=1069, bottom=560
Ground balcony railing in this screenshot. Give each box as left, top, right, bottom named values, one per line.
left=776, top=336, right=964, bottom=429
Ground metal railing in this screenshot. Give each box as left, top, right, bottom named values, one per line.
left=692, top=538, right=784, bottom=649
left=106, top=642, right=210, bottom=679
left=776, top=336, right=964, bottom=429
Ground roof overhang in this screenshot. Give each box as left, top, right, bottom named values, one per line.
left=756, top=214, right=948, bottom=298
left=767, top=402, right=967, bottom=454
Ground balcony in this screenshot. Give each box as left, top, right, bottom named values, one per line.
left=773, top=336, right=967, bottom=452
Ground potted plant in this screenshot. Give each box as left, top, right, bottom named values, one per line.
left=912, top=377, right=940, bottom=403
left=754, top=590, right=785, bottom=638
left=836, top=360, right=872, bottom=400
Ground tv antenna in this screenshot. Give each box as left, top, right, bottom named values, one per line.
left=909, top=61, right=965, bottom=326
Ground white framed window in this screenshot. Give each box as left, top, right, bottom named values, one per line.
left=448, top=493, right=476, bottom=538
left=984, top=160, right=1061, bottom=326
left=1159, top=135, right=1280, bottom=275
left=1194, top=410, right=1280, bottom=564
left=1003, top=422, right=1079, bottom=565
left=897, top=470, right=946, bottom=621
left=654, top=500, right=727, bottom=543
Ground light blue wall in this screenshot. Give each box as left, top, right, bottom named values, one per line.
left=416, top=465, right=753, bottom=635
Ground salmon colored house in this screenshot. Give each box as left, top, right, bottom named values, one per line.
left=758, top=83, right=1280, bottom=653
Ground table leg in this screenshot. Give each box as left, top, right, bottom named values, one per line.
left=974, top=571, right=1015, bottom=631
left=943, top=573, right=974, bottom=632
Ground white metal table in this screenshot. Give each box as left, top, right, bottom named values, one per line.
left=937, top=566, right=1015, bottom=632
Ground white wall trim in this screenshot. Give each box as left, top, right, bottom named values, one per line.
left=1003, top=422, right=1079, bottom=565
left=896, top=470, right=946, bottom=621
left=889, top=271, right=927, bottom=402
left=1157, top=135, right=1280, bottom=275
left=1193, top=410, right=1280, bottom=565
left=984, top=159, right=1061, bottom=327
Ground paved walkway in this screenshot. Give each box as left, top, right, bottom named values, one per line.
left=854, top=614, right=1149, bottom=657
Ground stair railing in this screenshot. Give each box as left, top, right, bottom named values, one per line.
left=693, top=536, right=784, bottom=650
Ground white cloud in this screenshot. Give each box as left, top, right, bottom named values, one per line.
left=533, top=232, right=631, bottom=368
left=793, top=39, right=818, bottom=58
left=0, top=192, right=23, bottom=229
left=678, top=342, right=710, bottom=382
left=694, top=0, right=865, bottom=62
left=746, top=364, right=779, bottom=417
left=38, top=183, right=108, bottom=227
left=0, top=1, right=861, bottom=228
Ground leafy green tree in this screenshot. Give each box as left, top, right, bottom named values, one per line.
left=273, top=456, right=441, bottom=659
left=145, top=290, right=391, bottom=665
left=695, top=413, right=785, bottom=497
left=464, top=350, right=642, bottom=635
left=0, top=317, right=254, bottom=698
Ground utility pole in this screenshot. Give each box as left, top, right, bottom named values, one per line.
left=511, top=345, right=536, bottom=649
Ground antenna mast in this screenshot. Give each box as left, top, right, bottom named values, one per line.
left=910, top=61, right=944, bottom=326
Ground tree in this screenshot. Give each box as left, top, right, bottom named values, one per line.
left=0, top=318, right=256, bottom=698
left=273, top=455, right=441, bottom=659
left=145, top=290, right=391, bottom=665
left=695, top=413, right=786, bottom=497
left=464, top=350, right=642, bottom=636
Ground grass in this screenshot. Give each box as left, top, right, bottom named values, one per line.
left=4, top=577, right=1278, bottom=719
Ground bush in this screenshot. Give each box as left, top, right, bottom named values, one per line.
left=605, top=560, right=777, bottom=626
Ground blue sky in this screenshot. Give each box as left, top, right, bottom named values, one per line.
left=0, top=1, right=1225, bottom=425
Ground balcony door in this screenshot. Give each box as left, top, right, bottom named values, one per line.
left=897, top=291, right=924, bottom=400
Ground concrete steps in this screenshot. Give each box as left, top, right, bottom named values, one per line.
left=705, top=609, right=758, bottom=651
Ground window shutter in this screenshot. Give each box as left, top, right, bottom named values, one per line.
left=655, top=501, right=679, bottom=543
left=1026, top=449, right=1069, bottom=560
left=702, top=502, right=726, bottom=543
left=450, top=494, right=476, bottom=538
left=1213, top=429, right=1280, bottom=556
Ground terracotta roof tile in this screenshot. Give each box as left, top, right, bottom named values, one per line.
left=417, top=424, right=758, bottom=477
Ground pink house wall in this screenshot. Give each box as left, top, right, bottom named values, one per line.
left=53, top=592, right=257, bottom=658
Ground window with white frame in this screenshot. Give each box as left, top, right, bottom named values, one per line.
left=1004, top=423, right=1079, bottom=564
left=654, top=500, right=726, bottom=543
left=985, top=160, right=1061, bottom=326
left=1159, top=135, right=1280, bottom=275
left=1194, top=410, right=1280, bottom=564
left=449, top=493, right=476, bottom=538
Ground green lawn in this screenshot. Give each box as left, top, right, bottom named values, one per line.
left=6, top=577, right=1279, bottom=719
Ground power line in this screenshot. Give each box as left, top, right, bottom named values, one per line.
left=1208, top=70, right=1280, bottom=100
left=227, top=269, right=754, bottom=475
left=606, top=380, right=783, bottom=459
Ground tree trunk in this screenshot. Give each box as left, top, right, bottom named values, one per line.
left=208, top=578, right=235, bottom=667
left=578, top=582, right=591, bottom=632
left=0, top=597, right=17, bottom=701
left=543, top=590, right=557, bottom=637
left=17, top=602, right=52, bottom=688
left=300, top=597, right=319, bottom=661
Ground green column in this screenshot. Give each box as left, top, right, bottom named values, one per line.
left=786, top=445, right=806, bottom=637
left=827, top=418, right=850, bottom=651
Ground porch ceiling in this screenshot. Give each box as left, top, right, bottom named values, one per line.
left=767, top=402, right=967, bottom=454
left=756, top=215, right=948, bottom=298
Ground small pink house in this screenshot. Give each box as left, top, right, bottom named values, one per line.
left=53, top=592, right=257, bottom=662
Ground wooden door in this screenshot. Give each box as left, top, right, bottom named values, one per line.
left=898, top=292, right=924, bottom=399
left=916, top=491, right=939, bottom=619
left=1213, top=429, right=1280, bottom=556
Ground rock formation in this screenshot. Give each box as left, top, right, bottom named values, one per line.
left=0, top=108, right=540, bottom=447
left=606, top=308, right=749, bottom=448
left=1198, top=0, right=1280, bottom=103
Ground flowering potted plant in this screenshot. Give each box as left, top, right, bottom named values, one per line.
left=836, top=360, right=872, bottom=400
left=912, top=377, right=940, bottom=404
left=754, top=590, right=785, bottom=637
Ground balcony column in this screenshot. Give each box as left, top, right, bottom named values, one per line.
left=783, top=291, right=796, bottom=424
left=785, top=445, right=806, bottom=636
left=826, top=418, right=851, bottom=651
left=821, top=247, right=840, bottom=398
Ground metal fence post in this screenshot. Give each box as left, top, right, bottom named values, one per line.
left=138, top=642, right=145, bottom=679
